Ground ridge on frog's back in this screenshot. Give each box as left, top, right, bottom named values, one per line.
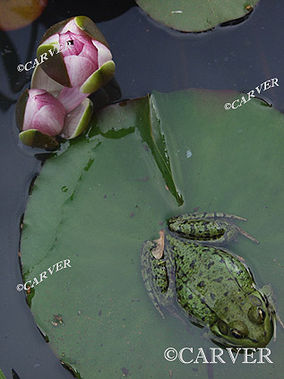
left=141, top=212, right=278, bottom=348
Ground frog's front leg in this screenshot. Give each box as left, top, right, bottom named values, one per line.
left=141, top=232, right=176, bottom=318
left=168, top=212, right=259, bottom=245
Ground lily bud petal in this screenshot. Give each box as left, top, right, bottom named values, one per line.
left=64, top=55, right=97, bottom=87
left=19, top=89, right=66, bottom=136
left=60, top=98, right=93, bottom=139
left=31, top=65, right=90, bottom=113
left=92, top=40, right=112, bottom=67
left=58, top=86, right=89, bottom=113
left=61, top=18, right=87, bottom=36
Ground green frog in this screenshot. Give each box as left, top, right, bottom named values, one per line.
left=141, top=212, right=279, bottom=348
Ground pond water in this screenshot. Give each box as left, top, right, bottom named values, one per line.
left=0, top=0, right=283, bottom=378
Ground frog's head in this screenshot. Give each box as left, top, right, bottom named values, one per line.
left=209, top=290, right=275, bottom=348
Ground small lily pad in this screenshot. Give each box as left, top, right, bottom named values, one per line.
left=136, top=0, right=260, bottom=32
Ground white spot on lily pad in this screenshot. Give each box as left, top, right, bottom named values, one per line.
left=186, top=149, right=192, bottom=158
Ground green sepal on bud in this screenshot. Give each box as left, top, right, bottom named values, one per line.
left=37, top=43, right=71, bottom=87
left=74, top=16, right=109, bottom=47
left=15, top=89, right=29, bottom=130
left=80, top=61, right=115, bottom=94
left=19, top=129, right=59, bottom=150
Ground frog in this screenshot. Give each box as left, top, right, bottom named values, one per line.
left=141, top=212, right=281, bottom=348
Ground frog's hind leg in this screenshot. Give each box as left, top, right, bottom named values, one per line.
left=207, top=212, right=259, bottom=244
left=169, top=212, right=248, bottom=222
left=141, top=238, right=175, bottom=318
left=168, top=212, right=259, bottom=245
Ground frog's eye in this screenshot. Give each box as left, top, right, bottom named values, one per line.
left=258, top=308, right=266, bottom=321
left=248, top=306, right=266, bottom=324
left=231, top=329, right=244, bottom=339
left=217, top=320, right=229, bottom=335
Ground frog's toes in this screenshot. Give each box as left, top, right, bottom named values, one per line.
left=225, top=213, right=247, bottom=221
left=236, top=225, right=259, bottom=244
left=152, top=230, right=165, bottom=259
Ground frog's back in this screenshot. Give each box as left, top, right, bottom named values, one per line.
left=166, top=234, right=255, bottom=325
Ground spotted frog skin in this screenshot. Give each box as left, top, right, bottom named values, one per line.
left=141, top=212, right=277, bottom=348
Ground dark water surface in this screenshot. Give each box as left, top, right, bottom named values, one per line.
left=0, top=0, right=284, bottom=377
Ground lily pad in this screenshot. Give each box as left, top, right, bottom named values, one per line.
left=21, top=89, right=284, bottom=378
left=136, top=0, right=260, bottom=32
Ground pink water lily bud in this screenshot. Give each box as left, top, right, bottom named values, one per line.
left=58, top=30, right=98, bottom=87
left=37, top=16, right=115, bottom=93
left=19, top=89, right=66, bottom=136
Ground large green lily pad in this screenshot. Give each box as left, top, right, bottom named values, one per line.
left=21, top=89, right=284, bottom=378
left=136, top=0, right=260, bottom=32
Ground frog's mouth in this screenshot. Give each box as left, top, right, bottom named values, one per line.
left=209, top=331, right=259, bottom=349
left=209, top=320, right=274, bottom=349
